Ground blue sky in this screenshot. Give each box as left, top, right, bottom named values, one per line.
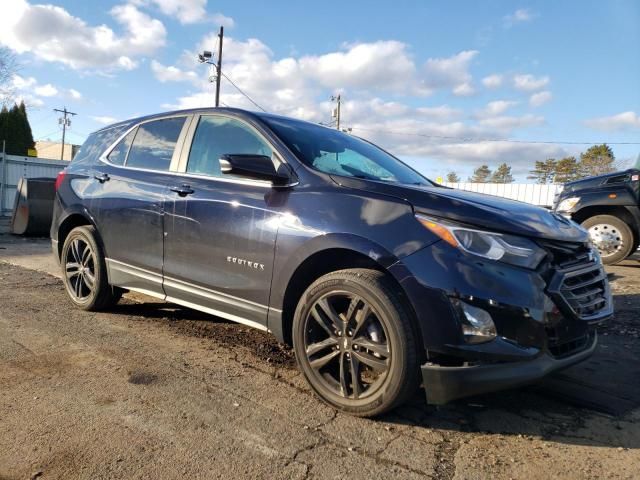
left=1, top=0, right=639, bottom=180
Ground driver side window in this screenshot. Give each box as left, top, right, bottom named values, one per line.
left=186, top=116, right=273, bottom=177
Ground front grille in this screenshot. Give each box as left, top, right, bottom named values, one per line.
left=543, top=241, right=611, bottom=321
left=560, top=266, right=608, bottom=318
left=547, top=331, right=593, bottom=358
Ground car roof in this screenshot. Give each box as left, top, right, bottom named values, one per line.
left=95, top=107, right=322, bottom=134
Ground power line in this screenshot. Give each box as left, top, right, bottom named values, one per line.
left=35, top=129, right=63, bottom=141
left=347, top=126, right=640, bottom=145
left=220, top=71, right=267, bottom=112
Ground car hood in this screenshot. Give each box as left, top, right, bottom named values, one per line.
left=562, top=168, right=640, bottom=194
left=330, top=175, right=588, bottom=243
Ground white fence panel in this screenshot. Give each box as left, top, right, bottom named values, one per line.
left=0, top=154, right=68, bottom=216
left=442, top=182, right=563, bottom=207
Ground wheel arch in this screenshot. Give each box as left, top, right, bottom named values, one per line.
left=55, top=210, right=102, bottom=260
left=272, top=243, right=424, bottom=357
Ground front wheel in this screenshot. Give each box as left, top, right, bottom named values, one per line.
left=582, top=215, right=634, bottom=265
left=61, top=225, right=122, bottom=310
left=292, top=269, right=419, bottom=417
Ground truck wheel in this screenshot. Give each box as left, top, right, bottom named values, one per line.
left=61, top=226, right=122, bottom=310
left=292, top=269, right=419, bottom=417
left=582, top=215, right=634, bottom=265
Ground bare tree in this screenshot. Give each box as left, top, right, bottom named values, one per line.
left=0, top=47, right=17, bottom=106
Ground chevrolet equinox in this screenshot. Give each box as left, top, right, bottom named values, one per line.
left=51, top=108, right=613, bottom=416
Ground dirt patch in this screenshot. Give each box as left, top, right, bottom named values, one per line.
left=127, top=372, right=158, bottom=385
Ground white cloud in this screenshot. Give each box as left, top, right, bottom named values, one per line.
left=151, top=60, right=199, bottom=83
left=212, top=13, right=235, bottom=28
left=482, top=74, right=503, bottom=88
left=415, top=105, right=462, bottom=120
left=513, top=74, right=550, bottom=91
left=11, top=74, right=81, bottom=103
left=34, top=83, right=58, bottom=97
left=12, top=74, right=36, bottom=89
left=424, top=50, right=478, bottom=94
left=503, top=8, right=536, bottom=27
left=478, top=114, right=544, bottom=130
left=480, top=100, right=518, bottom=116
left=0, top=0, right=166, bottom=71
left=585, top=111, right=640, bottom=131
left=91, top=115, right=118, bottom=125
left=298, top=40, right=423, bottom=94
left=68, top=89, right=82, bottom=100
left=452, top=82, right=475, bottom=96
left=162, top=35, right=557, bottom=177
left=131, top=0, right=206, bottom=24
left=529, top=90, right=552, bottom=107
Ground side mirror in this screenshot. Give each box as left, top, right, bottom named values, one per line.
left=219, top=154, right=293, bottom=186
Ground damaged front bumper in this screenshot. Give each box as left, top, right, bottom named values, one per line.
left=421, top=332, right=598, bottom=405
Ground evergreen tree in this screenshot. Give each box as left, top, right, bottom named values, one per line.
left=469, top=165, right=492, bottom=183
left=554, top=156, right=581, bottom=183
left=579, top=144, right=615, bottom=177
left=18, top=100, right=35, bottom=154
left=446, top=171, right=460, bottom=183
left=0, top=102, right=36, bottom=156
left=491, top=163, right=514, bottom=183
left=528, top=158, right=557, bottom=184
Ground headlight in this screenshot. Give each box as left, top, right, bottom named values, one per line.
left=416, top=214, right=547, bottom=269
left=556, top=196, right=580, bottom=212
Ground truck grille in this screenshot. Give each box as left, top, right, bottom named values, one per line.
left=543, top=241, right=612, bottom=322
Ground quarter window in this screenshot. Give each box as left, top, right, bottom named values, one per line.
left=107, top=129, right=136, bottom=166
left=125, top=117, right=186, bottom=171
left=186, top=116, right=273, bottom=177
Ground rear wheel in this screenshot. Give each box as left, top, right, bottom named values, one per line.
left=292, top=269, right=419, bottom=417
left=582, top=215, right=634, bottom=265
left=61, top=226, right=122, bottom=310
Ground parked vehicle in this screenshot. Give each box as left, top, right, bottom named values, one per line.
left=554, top=169, right=640, bottom=265
left=51, top=108, right=612, bottom=416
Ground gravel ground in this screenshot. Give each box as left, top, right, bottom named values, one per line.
left=0, top=236, right=638, bottom=479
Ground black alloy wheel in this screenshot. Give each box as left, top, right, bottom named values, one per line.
left=61, top=226, right=122, bottom=310
left=293, top=269, right=419, bottom=417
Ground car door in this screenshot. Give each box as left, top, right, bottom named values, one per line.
left=91, top=115, right=191, bottom=296
left=162, top=114, right=284, bottom=329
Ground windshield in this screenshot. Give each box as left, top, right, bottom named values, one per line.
left=263, top=116, right=431, bottom=186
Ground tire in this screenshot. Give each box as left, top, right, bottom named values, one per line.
left=292, top=268, right=419, bottom=417
left=581, top=215, right=634, bottom=265
left=60, top=225, right=122, bottom=310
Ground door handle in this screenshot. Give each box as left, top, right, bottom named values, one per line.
left=170, top=184, right=195, bottom=196
left=94, top=173, right=110, bottom=183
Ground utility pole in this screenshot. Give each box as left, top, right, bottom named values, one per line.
left=215, top=26, right=224, bottom=108
left=54, top=107, right=77, bottom=160
left=198, top=26, right=224, bottom=107
left=331, top=94, right=341, bottom=130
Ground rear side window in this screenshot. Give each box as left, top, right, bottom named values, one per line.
left=107, top=129, right=136, bottom=166
left=126, top=117, right=186, bottom=171
left=186, top=116, right=273, bottom=177
left=71, top=124, right=131, bottom=166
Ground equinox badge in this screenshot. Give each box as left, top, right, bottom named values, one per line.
left=227, top=256, right=265, bottom=270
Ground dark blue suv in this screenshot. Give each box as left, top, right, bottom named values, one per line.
left=52, top=108, right=612, bottom=416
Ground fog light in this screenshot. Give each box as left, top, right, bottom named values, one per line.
left=459, top=301, right=497, bottom=344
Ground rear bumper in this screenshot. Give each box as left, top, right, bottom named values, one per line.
left=421, top=332, right=598, bottom=405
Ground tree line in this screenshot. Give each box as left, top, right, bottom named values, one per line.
left=445, top=144, right=619, bottom=184
left=0, top=101, right=36, bottom=156
left=446, top=162, right=514, bottom=184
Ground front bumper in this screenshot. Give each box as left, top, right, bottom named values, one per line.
left=421, top=332, right=598, bottom=405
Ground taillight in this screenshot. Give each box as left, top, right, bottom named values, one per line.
left=55, top=170, right=66, bottom=191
